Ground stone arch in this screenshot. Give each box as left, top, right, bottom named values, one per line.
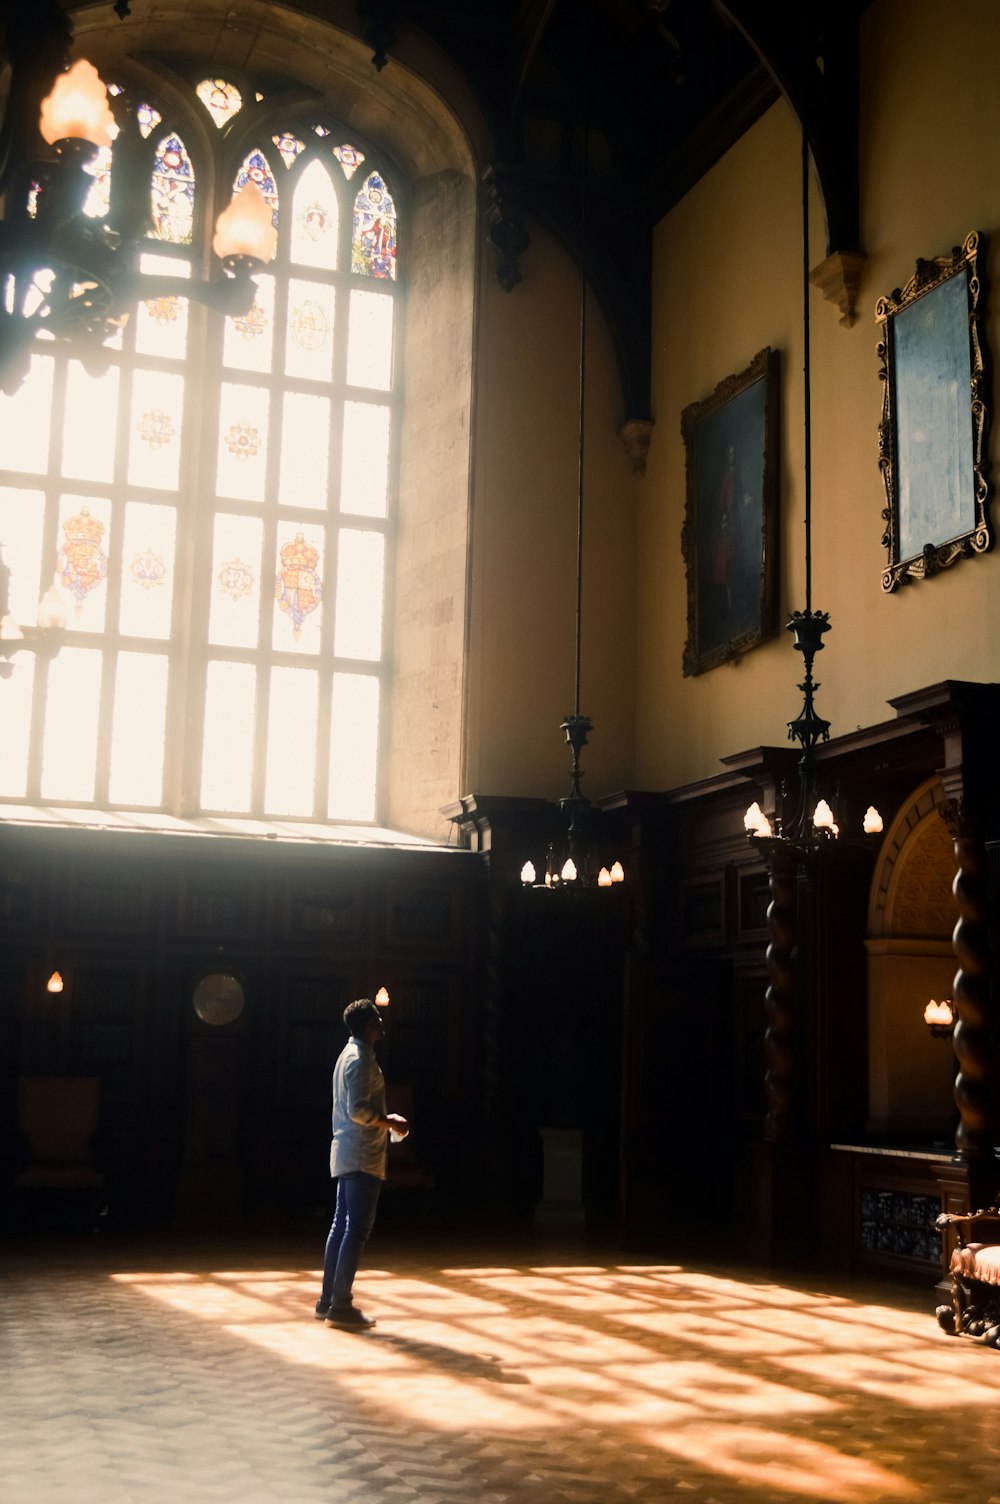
left=865, top=777, right=957, bottom=1139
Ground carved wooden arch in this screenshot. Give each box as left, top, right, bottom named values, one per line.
left=867, top=777, right=954, bottom=940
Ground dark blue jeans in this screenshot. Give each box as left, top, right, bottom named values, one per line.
left=322, top=1171, right=382, bottom=1309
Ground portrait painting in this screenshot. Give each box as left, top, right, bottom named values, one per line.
left=876, top=230, right=991, bottom=591
left=681, top=347, right=779, bottom=677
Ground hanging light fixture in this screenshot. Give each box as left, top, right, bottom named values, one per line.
left=0, top=4, right=276, bottom=395
left=744, top=42, right=881, bottom=857
left=521, top=4, right=623, bottom=895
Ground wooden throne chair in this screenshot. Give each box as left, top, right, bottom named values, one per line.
left=935, top=1207, right=1000, bottom=1344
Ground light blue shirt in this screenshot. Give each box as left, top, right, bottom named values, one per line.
left=329, top=1037, right=388, bottom=1180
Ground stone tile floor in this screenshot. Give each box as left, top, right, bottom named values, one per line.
left=3, top=1234, right=999, bottom=1503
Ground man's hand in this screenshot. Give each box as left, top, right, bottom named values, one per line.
left=386, top=1112, right=410, bottom=1140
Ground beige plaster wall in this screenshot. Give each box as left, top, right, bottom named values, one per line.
left=464, top=227, right=638, bottom=802
left=865, top=941, right=957, bottom=1137
left=639, top=0, right=1000, bottom=791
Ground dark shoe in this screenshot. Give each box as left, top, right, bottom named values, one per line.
left=325, top=1305, right=376, bottom=1329
left=314, top=1300, right=331, bottom=1320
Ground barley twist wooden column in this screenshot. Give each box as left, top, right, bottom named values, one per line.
left=763, top=844, right=800, bottom=1142
left=941, top=797, right=997, bottom=1161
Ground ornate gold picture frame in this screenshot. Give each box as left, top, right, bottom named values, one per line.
left=680, top=347, right=779, bottom=677
left=876, top=231, right=991, bottom=592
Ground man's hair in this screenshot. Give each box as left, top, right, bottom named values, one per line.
left=343, top=998, right=380, bottom=1037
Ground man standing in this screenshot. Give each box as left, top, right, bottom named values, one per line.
left=316, top=998, right=408, bottom=1329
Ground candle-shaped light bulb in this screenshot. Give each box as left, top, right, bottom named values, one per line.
left=863, top=806, right=884, bottom=835
left=213, top=184, right=277, bottom=263
left=609, top=860, right=624, bottom=883
left=561, top=857, right=577, bottom=882
left=46, top=970, right=64, bottom=994
left=520, top=861, right=536, bottom=886
left=597, top=867, right=612, bottom=887
left=37, top=580, right=67, bottom=631
left=744, top=801, right=763, bottom=832
left=39, top=60, right=116, bottom=148
left=374, top=986, right=389, bottom=1007
left=813, top=799, right=835, bottom=830
left=0, top=614, right=24, bottom=641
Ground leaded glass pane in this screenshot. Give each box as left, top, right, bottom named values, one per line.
left=290, top=159, right=339, bottom=270
left=351, top=171, right=397, bottom=280
left=83, top=145, right=113, bottom=220
left=108, top=651, right=168, bottom=804
left=333, top=530, right=384, bottom=661
left=273, top=133, right=306, bottom=168
left=56, top=494, right=111, bottom=630
left=328, top=673, right=378, bottom=821
left=119, top=502, right=176, bottom=639
left=0, top=487, right=45, bottom=623
left=340, top=402, right=390, bottom=518
left=222, top=274, right=275, bottom=374
left=313, top=125, right=331, bottom=138
left=196, top=78, right=243, bottom=129
left=273, top=524, right=324, bottom=653
left=234, top=149, right=278, bottom=227
left=135, top=253, right=190, bottom=360
left=1, top=355, right=54, bottom=474
left=265, top=665, right=318, bottom=816
left=279, top=393, right=330, bottom=510
left=346, top=289, right=394, bottom=390
left=209, top=513, right=263, bottom=648
left=40, top=646, right=102, bottom=802
left=0, top=663, right=34, bottom=797
left=216, top=383, right=270, bottom=501
left=284, top=279, right=335, bottom=381
left=150, top=134, right=195, bottom=245
left=137, top=103, right=162, bottom=140
left=128, top=369, right=185, bottom=490
left=62, top=360, right=119, bottom=482
left=202, top=660, right=256, bottom=811
left=333, top=143, right=365, bottom=181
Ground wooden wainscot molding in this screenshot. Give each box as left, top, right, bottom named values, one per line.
left=619, top=418, right=654, bottom=476
left=809, top=250, right=867, bottom=328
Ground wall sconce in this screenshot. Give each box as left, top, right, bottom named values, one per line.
left=0, top=19, right=276, bottom=394
left=924, top=998, right=954, bottom=1038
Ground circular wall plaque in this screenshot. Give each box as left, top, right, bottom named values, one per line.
left=193, top=972, right=245, bottom=1027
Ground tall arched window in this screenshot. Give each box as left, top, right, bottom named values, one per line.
left=0, top=72, right=401, bottom=825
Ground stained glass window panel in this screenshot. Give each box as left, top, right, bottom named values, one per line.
left=40, top=646, right=102, bottom=802
left=290, top=159, right=339, bottom=270
left=56, top=494, right=112, bottom=631
left=62, top=361, right=119, bottom=483
left=234, top=150, right=279, bottom=226
left=333, top=143, right=365, bottom=181
left=328, top=673, right=378, bottom=821
left=150, top=134, right=195, bottom=245
left=0, top=487, right=45, bottom=623
left=351, top=171, right=397, bottom=280
left=216, top=383, right=270, bottom=501
left=273, top=523, right=324, bottom=654
left=340, top=402, right=390, bottom=518
left=137, top=103, right=162, bottom=140
left=108, top=652, right=168, bottom=805
left=0, top=665, right=33, bottom=797
left=1, top=355, right=54, bottom=473
left=278, top=393, right=331, bottom=510
left=284, top=279, right=335, bottom=381
left=346, top=290, right=394, bottom=390
left=333, top=531, right=384, bottom=661
left=119, top=502, right=176, bottom=639
left=135, top=254, right=190, bottom=360
left=265, top=666, right=318, bottom=816
left=128, top=369, right=185, bottom=490
left=201, top=660, right=256, bottom=811
left=209, top=513, right=263, bottom=648
left=196, top=78, right=243, bottom=129
left=272, top=133, right=306, bottom=168
left=83, top=145, right=113, bottom=220
left=222, top=274, right=275, bottom=374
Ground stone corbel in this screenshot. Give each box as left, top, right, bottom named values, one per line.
left=357, top=0, right=396, bottom=72
left=809, top=250, right=867, bottom=328
left=482, top=165, right=531, bottom=293
left=619, top=418, right=654, bottom=477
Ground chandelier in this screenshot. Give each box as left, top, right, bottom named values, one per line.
left=743, top=51, right=881, bottom=859
left=0, top=6, right=277, bottom=396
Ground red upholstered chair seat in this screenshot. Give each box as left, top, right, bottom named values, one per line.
left=951, top=1243, right=1000, bottom=1286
